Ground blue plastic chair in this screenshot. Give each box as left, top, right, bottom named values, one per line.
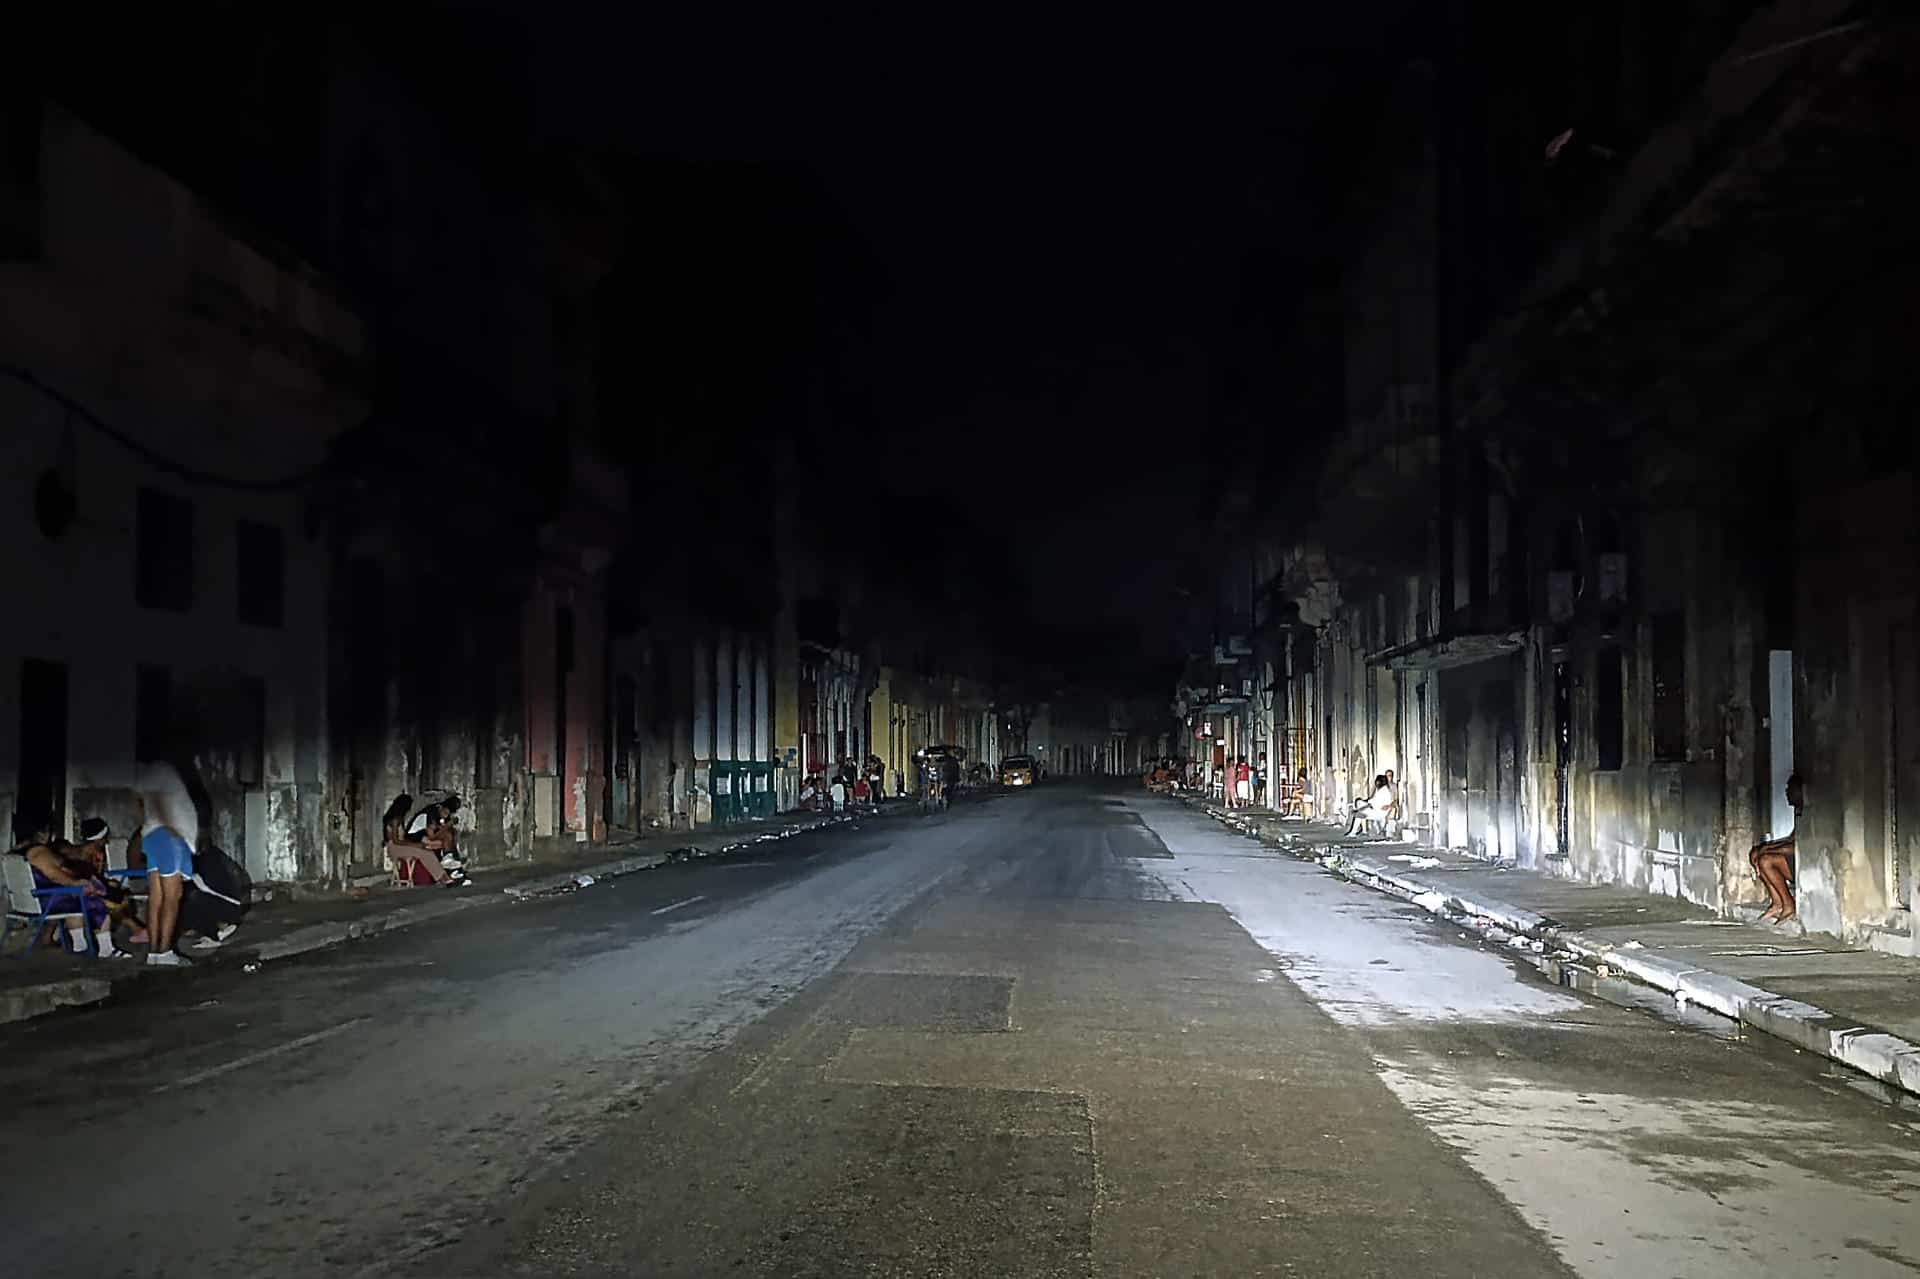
left=105, top=839, right=148, bottom=901
left=2, top=854, right=98, bottom=957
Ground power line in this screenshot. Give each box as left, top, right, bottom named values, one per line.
left=3, top=365, right=337, bottom=492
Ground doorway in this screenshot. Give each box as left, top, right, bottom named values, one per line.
left=1891, top=622, right=1917, bottom=910
left=1554, top=661, right=1572, bottom=858
left=17, top=659, right=69, bottom=838
left=612, top=673, right=637, bottom=831
left=1766, top=650, right=1796, bottom=841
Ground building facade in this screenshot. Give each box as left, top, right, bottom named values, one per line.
left=2, top=102, right=368, bottom=881
left=1219, top=1, right=1920, bottom=951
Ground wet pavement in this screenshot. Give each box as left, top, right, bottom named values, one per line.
left=1193, top=802, right=1920, bottom=1094
left=5, top=786, right=1918, bottom=1276
left=1134, top=799, right=1920, bottom=1277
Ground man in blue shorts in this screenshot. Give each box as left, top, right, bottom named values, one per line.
left=137, top=765, right=198, bottom=967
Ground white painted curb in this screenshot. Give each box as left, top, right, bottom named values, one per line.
left=1189, top=797, right=1920, bottom=1100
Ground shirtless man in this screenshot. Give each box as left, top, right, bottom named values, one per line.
left=1749, top=773, right=1804, bottom=922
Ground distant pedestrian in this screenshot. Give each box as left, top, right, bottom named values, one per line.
left=1233, top=757, right=1251, bottom=808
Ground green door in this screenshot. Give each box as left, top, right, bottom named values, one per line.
left=709, top=761, right=776, bottom=824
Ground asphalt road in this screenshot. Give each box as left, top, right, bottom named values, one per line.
left=6, top=785, right=1918, bottom=1277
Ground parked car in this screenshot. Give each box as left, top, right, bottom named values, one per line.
left=1001, top=755, right=1037, bottom=787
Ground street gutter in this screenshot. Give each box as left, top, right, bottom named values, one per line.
left=1187, top=799, right=1920, bottom=1100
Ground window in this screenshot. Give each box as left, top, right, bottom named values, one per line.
left=474, top=652, right=497, bottom=791
left=236, top=520, right=285, bottom=627
left=1651, top=613, right=1687, bottom=762
left=1595, top=646, right=1624, bottom=770
left=134, top=665, right=172, bottom=762
left=556, top=606, right=576, bottom=774
left=235, top=676, right=266, bottom=788
left=135, top=488, right=194, bottom=611
left=614, top=675, right=636, bottom=776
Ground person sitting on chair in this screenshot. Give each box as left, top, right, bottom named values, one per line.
left=408, top=796, right=469, bottom=882
left=73, top=816, right=147, bottom=944
left=1749, top=773, right=1804, bottom=922
left=12, top=815, right=132, bottom=958
left=383, top=794, right=451, bottom=886
left=1346, top=775, right=1395, bottom=838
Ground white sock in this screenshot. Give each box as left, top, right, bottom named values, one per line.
left=95, top=928, right=117, bottom=954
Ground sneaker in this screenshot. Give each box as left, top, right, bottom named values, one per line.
left=184, top=935, right=224, bottom=953
left=214, top=923, right=240, bottom=943
left=145, top=951, right=191, bottom=968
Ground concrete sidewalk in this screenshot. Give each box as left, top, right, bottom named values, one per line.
left=1184, top=797, right=1920, bottom=1099
left=1, top=802, right=907, bottom=1026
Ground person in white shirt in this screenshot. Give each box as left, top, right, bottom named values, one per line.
left=1345, top=774, right=1394, bottom=837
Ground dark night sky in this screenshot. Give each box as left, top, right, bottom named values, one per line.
left=455, top=5, right=1407, bottom=684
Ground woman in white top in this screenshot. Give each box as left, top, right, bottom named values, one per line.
left=1345, top=774, right=1395, bottom=837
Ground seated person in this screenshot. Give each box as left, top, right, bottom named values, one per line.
left=74, top=816, right=147, bottom=943
left=382, top=793, right=451, bottom=886
left=1749, top=773, right=1804, bottom=922
left=178, top=849, right=247, bottom=952
left=12, top=816, right=132, bottom=958
left=408, top=796, right=469, bottom=881
left=1345, top=774, right=1395, bottom=837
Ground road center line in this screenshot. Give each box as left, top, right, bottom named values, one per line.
left=651, top=895, right=706, bottom=916
left=153, top=1017, right=370, bottom=1094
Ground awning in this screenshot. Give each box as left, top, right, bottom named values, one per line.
left=1366, top=630, right=1526, bottom=672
